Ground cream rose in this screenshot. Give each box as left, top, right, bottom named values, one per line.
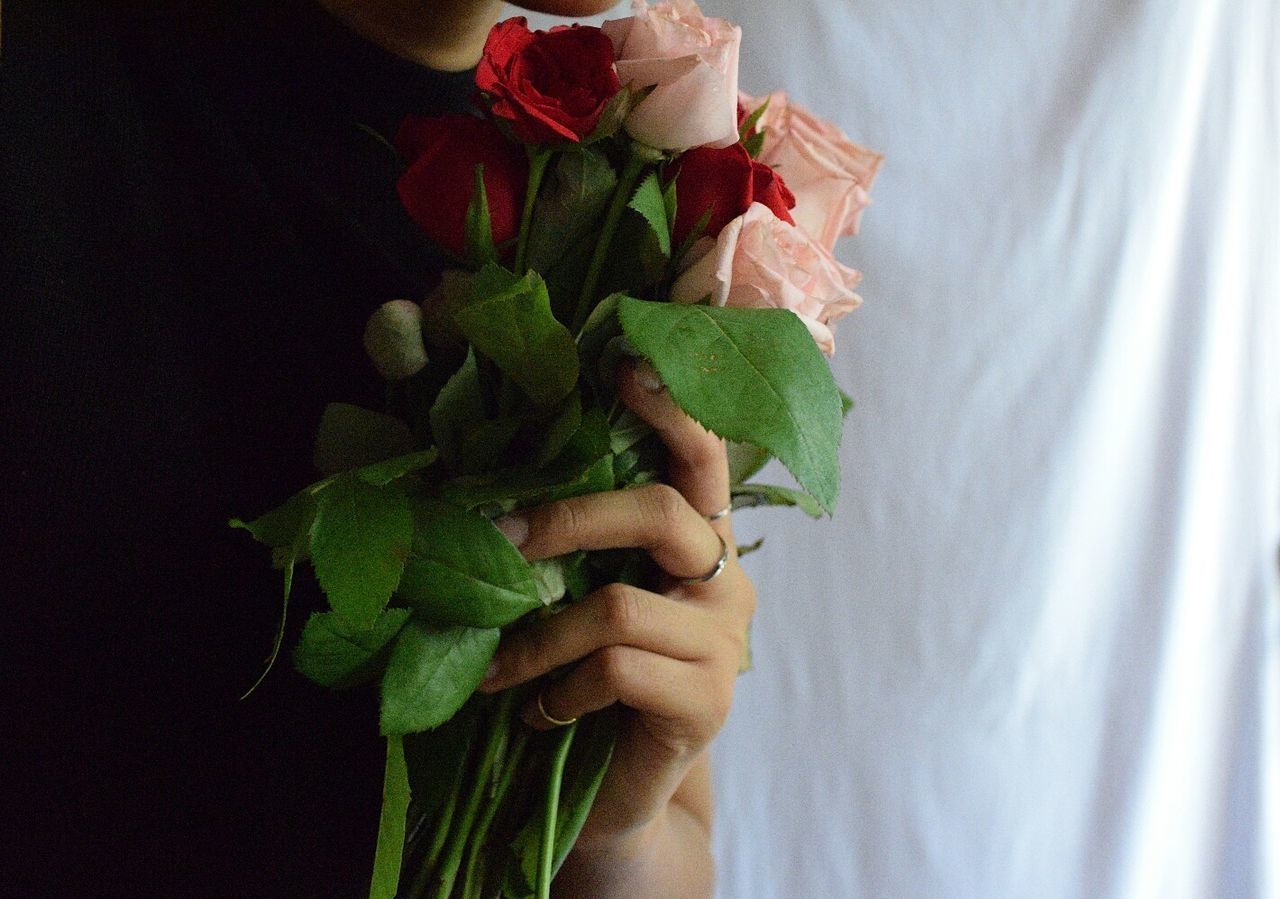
left=363, top=299, right=428, bottom=380
left=602, top=0, right=741, bottom=151
left=670, top=202, right=862, bottom=356
left=743, top=91, right=883, bottom=250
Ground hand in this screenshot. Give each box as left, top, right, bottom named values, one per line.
left=477, top=360, right=755, bottom=896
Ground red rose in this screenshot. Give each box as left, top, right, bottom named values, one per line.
left=396, top=114, right=528, bottom=259
left=476, top=18, right=621, bottom=144
left=671, top=143, right=796, bottom=246
left=750, top=162, right=797, bottom=224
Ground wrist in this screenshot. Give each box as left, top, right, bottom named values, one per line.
left=556, top=804, right=714, bottom=899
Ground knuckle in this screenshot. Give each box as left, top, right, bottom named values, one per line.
left=509, top=625, right=551, bottom=676
left=598, top=584, right=647, bottom=637
left=594, top=644, right=634, bottom=687
left=546, top=497, right=586, bottom=543
left=709, top=678, right=735, bottom=729
left=718, top=626, right=746, bottom=666
left=682, top=432, right=725, bottom=471
left=642, top=482, right=687, bottom=526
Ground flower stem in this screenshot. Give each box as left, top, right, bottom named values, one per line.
left=537, top=721, right=578, bottom=899
left=406, top=780, right=460, bottom=899
left=460, top=727, right=531, bottom=898
left=571, top=150, right=648, bottom=333
left=515, top=148, right=553, bottom=275
left=431, top=692, right=518, bottom=899
left=369, top=734, right=411, bottom=899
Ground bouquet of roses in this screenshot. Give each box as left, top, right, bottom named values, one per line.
left=233, top=2, right=881, bottom=896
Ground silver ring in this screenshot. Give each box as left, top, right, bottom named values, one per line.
left=705, top=503, right=732, bottom=522
left=681, top=534, right=728, bottom=585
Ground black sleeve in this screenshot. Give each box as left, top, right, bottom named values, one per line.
left=1, top=3, right=455, bottom=893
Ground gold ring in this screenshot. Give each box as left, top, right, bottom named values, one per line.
left=536, top=690, right=577, bottom=727
left=680, top=534, right=728, bottom=585
left=705, top=503, right=732, bottom=522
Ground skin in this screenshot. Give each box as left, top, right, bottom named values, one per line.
left=316, top=0, right=621, bottom=71
left=313, top=2, right=756, bottom=893
left=480, top=363, right=754, bottom=897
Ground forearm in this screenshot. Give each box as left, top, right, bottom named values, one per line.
left=553, top=799, right=715, bottom=899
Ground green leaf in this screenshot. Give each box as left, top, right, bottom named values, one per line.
left=454, top=265, right=578, bottom=407
left=396, top=499, right=542, bottom=628
left=370, top=734, right=411, bottom=899
left=608, top=408, right=652, bottom=455
left=231, top=491, right=317, bottom=699
left=560, top=551, right=590, bottom=601
left=526, top=149, right=618, bottom=273
left=732, top=482, right=825, bottom=518
left=230, top=490, right=316, bottom=559
left=310, top=474, right=414, bottom=629
left=839, top=388, right=855, bottom=417
left=441, top=409, right=613, bottom=511
left=379, top=621, right=500, bottom=735
left=613, top=207, right=669, bottom=289
left=584, top=84, right=645, bottom=143
left=403, top=699, right=481, bottom=825
left=612, top=441, right=662, bottom=490
left=596, top=334, right=640, bottom=401
left=466, top=164, right=499, bottom=267
left=293, top=608, right=411, bottom=689
left=530, top=557, right=571, bottom=606
left=737, top=536, right=765, bottom=557
left=726, top=440, right=771, bottom=486
left=618, top=298, right=843, bottom=513
left=357, top=448, right=438, bottom=487
left=626, top=172, right=671, bottom=259
left=742, top=130, right=766, bottom=159
left=537, top=390, right=582, bottom=468
left=672, top=206, right=713, bottom=265
left=575, top=291, right=623, bottom=402
left=313, top=403, right=415, bottom=476
left=738, top=96, right=770, bottom=143
left=430, top=350, right=519, bottom=474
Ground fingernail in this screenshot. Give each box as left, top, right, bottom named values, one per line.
left=494, top=514, right=528, bottom=547
left=635, top=359, right=664, bottom=392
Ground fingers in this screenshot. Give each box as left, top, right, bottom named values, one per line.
left=496, top=482, right=723, bottom=581
left=616, top=360, right=732, bottom=524
left=520, top=645, right=734, bottom=742
left=478, top=583, right=729, bottom=694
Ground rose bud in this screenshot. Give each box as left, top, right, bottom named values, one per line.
left=671, top=202, right=861, bottom=356
left=603, top=0, right=742, bottom=150
left=477, top=18, right=622, bottom=144
left=741, top=90, right=883, bottom=250
left=396, top=114, right=528, bottom=258
left=363, top=299, right=428, bottom=380
left=671, top=143, right=795, bottom=246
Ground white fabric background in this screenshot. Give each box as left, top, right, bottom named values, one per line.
left=518, top=2, right=1280, bottom=896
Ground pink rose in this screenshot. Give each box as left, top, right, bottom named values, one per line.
left=670, top=203, right=862, bottom=356
left=602, top=0, right=741, bottom=150
left=742, top=91, right=883, bottom=250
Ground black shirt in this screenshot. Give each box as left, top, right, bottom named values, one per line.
left=3, top=2, right=471, bottom=893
